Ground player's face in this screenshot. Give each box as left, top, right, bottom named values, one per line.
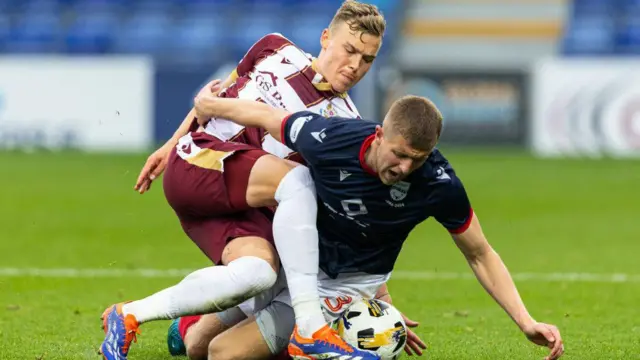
left=374, top=127, right=430, bottom=185
left=318, top=22, right=381, bottom=93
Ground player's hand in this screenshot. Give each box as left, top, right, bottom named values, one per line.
left=522, top=321, right=564, bottom=360
left=134, top=142, right=173, bottom=194
left=194, top=79, right=223, bottom=126
left=402, top=314, right=427, bottom=356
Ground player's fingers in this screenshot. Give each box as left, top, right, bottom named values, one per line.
left=209, top=79, right=222, bottom=92
left=549, top=339, right=564, bottom=359
left=408, top=340, right=424, bottom=356
left=539, top=324, right=556, bottom=344
left=149, top=160, right=166, bottom=181
left=135, top=157, right=157, bottom=189
left=404, top=344, right=413, bottom=356
left=138, top=179, right=151, bottom=194
left=549, top=325, right=562, bottom=344
left=402, top=314, right=419, bottom=327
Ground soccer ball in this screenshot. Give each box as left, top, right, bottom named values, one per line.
left=334, top=298, right=407, bottom=360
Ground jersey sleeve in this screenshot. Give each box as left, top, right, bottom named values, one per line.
left=280, top=111, right=334, bottom=164
left=236, top=33, right=292, bottom=78
left=430, top=169, right=474, bottom=234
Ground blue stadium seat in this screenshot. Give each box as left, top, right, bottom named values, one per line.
left=0, top=14, right=9, bottom=50
left=65, top=12, right=118, bottom=53
left=6, top=12, right=62, bottom=53
left=615, top=19, right=640, bottom=53
left=169, top=15, right=227, bottom=63
left=562, top=16, right=616, bottom=55
left=288, top=14, right=332, bottom=56
left=112, top=12, right=173, bottom=55
left=231, top=15, right=280, bottom=58
left=174, top=0, right=234, bottom=13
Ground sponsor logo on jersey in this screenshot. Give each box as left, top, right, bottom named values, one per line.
left=289, top=115, right=313, bottom=143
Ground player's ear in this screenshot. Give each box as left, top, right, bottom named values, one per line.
left=320, top=28, right=330, bottom=49
left=375, top=125, right=384, bottom=141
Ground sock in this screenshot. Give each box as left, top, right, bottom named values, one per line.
left=121, top=256, right=276, bottom=324
left=273, top=166, right=327, bottom=337
left=178, top=315, right=202, bottom=340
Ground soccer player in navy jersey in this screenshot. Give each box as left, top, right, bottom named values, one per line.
left=191, top=91, right=565, bottom=360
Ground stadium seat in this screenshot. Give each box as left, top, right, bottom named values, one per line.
left=288, top=14, right=332, bottom=55
left=562, top=16, right=617, bottom=55
left=615, top=19, right=640, bottom=53
left=112, top=11, right=173, bottom=55
left=65, top=12, right=118, bottom=53
left=0, top=14, right=9, bottom=50
left=5, top=12, right=62, bottom=53
left=168, top=14, right=227, bottom=65
left=231, top=15, right=280, bottom=58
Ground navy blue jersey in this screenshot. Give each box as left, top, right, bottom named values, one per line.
left=281, top=111, right=473, bottom=278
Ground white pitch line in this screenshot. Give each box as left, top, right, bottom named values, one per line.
left=1, top=268, right=640, bottom=283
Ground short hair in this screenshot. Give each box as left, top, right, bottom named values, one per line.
left=384, top=95, right=443, bottom=151
left=329, top=0, right=386, bottom=39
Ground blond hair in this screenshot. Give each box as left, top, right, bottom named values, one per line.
left=385, top=96, right=443, bottom=151
left=329, top=0, right=386, bottom=38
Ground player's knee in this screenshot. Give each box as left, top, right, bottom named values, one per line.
left=227, top=256, right=278, bottom=298
left=274, top=166, right=315, bottom=204
left=207, top=336, right=243, bottom=360
left=185, top=335, right=209, bottom=360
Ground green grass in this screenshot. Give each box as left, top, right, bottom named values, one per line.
left=0, top=150, right=639, bottom=359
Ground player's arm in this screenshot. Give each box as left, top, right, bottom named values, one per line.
left=451, top=215, right=535, bottom=328
left=194, top=94, right=290, bottom=142
left=450, top=217, right=564, bottom=359
left=134, top=78, right=230, bottom=194
left=431, top=170, right=563, bottom=359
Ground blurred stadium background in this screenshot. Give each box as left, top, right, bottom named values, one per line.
left=1, top=0, right=640, bottom=359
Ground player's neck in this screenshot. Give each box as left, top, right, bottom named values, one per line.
left=364, top=142, right=379, bottom=173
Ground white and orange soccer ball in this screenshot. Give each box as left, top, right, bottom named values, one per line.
left=334, top=299, right=408, bottom=360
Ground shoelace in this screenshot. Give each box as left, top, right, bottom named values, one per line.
left=316, top=333, right=355, bottom=354
left=118, top=316, right=140, bottom=354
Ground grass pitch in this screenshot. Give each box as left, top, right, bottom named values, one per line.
left=0, top=150, right=638, bottom=359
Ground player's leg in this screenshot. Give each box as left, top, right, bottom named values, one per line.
left=101, top=232, right=279, bottom=360
left=247, top=155, right=326, bottom=335
left=100, top=137, right=281, bottom=360
left=245, top=152, right=378, bottom=359
left=181, top=308, right=247, bottom=360
left=208, top=300, right=295, bottom=360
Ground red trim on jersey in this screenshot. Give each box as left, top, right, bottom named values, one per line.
left=237, top=34, right=292, bottom=77
left=280, top=113, right=293, bottom=144
left=286, top=72, right=325, bottom=107
left=359, top=134, right=377, bottom=176
left=448, top=208, right=474, bottom=234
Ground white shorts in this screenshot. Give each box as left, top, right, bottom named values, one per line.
left=233, top=269, right=391, bottom=353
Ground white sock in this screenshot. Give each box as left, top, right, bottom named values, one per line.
left=121, top=256, right=276, bottom=324
left=273, top=166, right=327, bottom=337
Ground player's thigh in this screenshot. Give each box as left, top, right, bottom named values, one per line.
left=208, top=301, right=295, bottom=360
left=164, top=132, right=272, bottom=216
left=246, top=154, right=300, bottom=208
left=208, top=317, right=271, bottom=360
left=184, top=313, right=234, bottom=360
left=221, top=235, right=279, bottom=272
left=180, top=207, right=276, bottom=265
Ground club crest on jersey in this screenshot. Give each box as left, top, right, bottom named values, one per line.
left=390, top=181, right=410, bottom=201
left=320, top=103, right=337, bottom=118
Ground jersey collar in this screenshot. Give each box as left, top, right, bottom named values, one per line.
left=304, top=59, right=348, bottom=99
left=359, top=134, right=377, bottom=176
